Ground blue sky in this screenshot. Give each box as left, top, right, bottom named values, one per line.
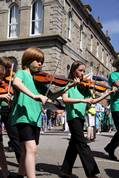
left=82, top=0, right=119, bottom=52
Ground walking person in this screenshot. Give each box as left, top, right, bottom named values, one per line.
left=104, top=59, right=119, bottom=160
left=95, top=103, right=103, bottom=134
left=0, top=56, right=21, bottom=163
left=0, top=62, right=12, bottom=178
left=60, top=61, right=116, bottom=178
left=87, top=104, right=96, bottom=142
left=10, top=47, right=47, bottom=178
left=0, top=93, right=11, bottom=178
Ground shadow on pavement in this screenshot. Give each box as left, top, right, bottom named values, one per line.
left=100, top=134, right=113, bottom=138
left=105, top=169, right=119, bottom=178
left=36, top=163, right=79, bottom=177
left=92, top=150, right=112, bottom=160
left=41, top=133, right=68, bottom=136
left=92, top=150, right=119, bottom=162
left=7, top=160, right=19, bottom=167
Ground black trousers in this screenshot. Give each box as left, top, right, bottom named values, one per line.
left=105, top=111, right=119, bottom=153
left=1, top=111, right=21, bottom=163
left=61, top=118, right=100, bottom=177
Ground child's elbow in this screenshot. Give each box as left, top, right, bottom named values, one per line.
left=63, top=98, right=69, bottom=103
left=13, top=79, right=19, bottom=88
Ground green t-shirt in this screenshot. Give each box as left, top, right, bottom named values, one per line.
left=108, top=71, right=119, bottom=111
left=65, top=85, right=91, bottom=121
left=11, top=70, right=42, bottom=127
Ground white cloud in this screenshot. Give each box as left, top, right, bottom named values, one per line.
left=103, top=19, right=119, bottom=34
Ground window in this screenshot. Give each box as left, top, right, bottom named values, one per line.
left=8, top=4, right=19, bottom=38
left=61, top=0, right=65, bottom=7
left=31, top=0, right=44, bottom=35
left=101, top=48, right=104, bottom=63
left=79, top=24, right=83, bottom=50
left=90, top=35, right=93, bottom=52
left=96, top=42, right=99, bottom=58
left=67, top=11, right=72, bottom=40
left=106, top=54, right=109, bottom=67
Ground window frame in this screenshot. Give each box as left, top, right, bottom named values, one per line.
left=30, top=0, right=44, bottom=36
left=67, top=11, right=72, bottom=40
left=8, top=3, right=19, bottom=38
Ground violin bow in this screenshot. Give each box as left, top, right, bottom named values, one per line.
left=8, top=63, right=14, bottom=94
left=92, top=63, right=100, bottom=98
left=45, top=61, right=60, bottom=97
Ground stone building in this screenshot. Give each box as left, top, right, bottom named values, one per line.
left=0, top=0, right=117, bottom=78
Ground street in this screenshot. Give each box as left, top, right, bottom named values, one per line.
left=3, top=127, right=119, bottom=178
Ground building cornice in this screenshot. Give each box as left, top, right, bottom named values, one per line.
left=0, top=35, right=67, bottom=51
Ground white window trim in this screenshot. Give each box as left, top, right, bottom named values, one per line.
left=90, top=35, right=93, bottom=52
left=106, top=54, right=109, bottom=67
left=96, top=42, right=99, bottom=58
left=102, top=49, right=104, bottom=63
left=7, top=4, right=19, bottom=39
left=67, top=12, right=72, bottom=40
left=79, top=25, right=83, bottom=50
left=30, top=0, right=44, bottom=36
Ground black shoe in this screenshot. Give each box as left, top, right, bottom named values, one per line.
left=59, top=171, right=72, bottom=178
left=109, top=154, right=117, bottom=161
left=7, top=175, right=12, bottom=178
left=104, top=146, right=117, bottom=161
left=90, top=138, right=95, bottom=142
left=7, top=175, right=16, bottom=178
left=16, top=175, right=24, bottom=178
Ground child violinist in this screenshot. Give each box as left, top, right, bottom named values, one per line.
left=60, top=61, right=116, bottom=178
left=0, top=56, right=21, bottom=164
left=0, top=62, right=11, bottom=178
left=10, top=47, right=47, bottom=178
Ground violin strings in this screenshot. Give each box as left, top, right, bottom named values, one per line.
left=8, top=63, right=14, bottom=94
left=45, top=61, right=60, bottom=97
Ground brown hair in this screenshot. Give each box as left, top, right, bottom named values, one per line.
left=22, top=47, right=44, bottom=69
left=0, top=64, right=6, bottom=80
left=68, top=61, right=85, bottom=79
left=0, top=56, right=12, bottom=76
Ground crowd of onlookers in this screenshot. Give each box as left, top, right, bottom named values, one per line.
left=1, top=101, right=115, bottom=138
left=39, top=100, right=115, bottom=139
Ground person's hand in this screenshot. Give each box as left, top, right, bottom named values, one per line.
left=40, top=95, right=48, bottom=105
left=34, top=95, right=48, bottom=105
left=104, top=87, right=118, bottom=95
left=0, top=93, right=11, bottom=102
left=110, top=86, right=118, bottom=94
left=85, top=98, right=93, bottom=104
left=73, top=77, right=80, bottom=85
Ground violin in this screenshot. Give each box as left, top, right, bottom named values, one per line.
left=80, top=79, right=111, bottom=92
left=0, top=81, right=13, bottom=94
left=33, top=71, right=70, bottom=87
left=33, top=71, right=111, bottom=92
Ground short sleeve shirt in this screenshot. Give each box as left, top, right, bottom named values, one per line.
left=65, top=85, right=92, bottom=121
left=11, top=70, right=42, bottom=127
left=108, top=71, right=119, bottom=111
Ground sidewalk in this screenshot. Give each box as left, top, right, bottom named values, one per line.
left=3, top=127, right=119, bottom=178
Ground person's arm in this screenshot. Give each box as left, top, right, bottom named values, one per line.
left=62, top=93, right=93, bottom=104
left=113, top=80, right=119, bottom=87
left=13, top=77, right=47, bottom=104
left=51, top=80, right=79, bottom=100
left=92, top=88, right=117, bottom=104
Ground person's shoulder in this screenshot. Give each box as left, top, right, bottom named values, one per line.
left=109, top=71, right=119, bottom=76
left=15, top=69, right=26, bottom=79
left=15, top=69, right=24, bottom=75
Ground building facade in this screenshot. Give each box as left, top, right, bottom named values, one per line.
left=0, top=0, right=117, bottom=78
